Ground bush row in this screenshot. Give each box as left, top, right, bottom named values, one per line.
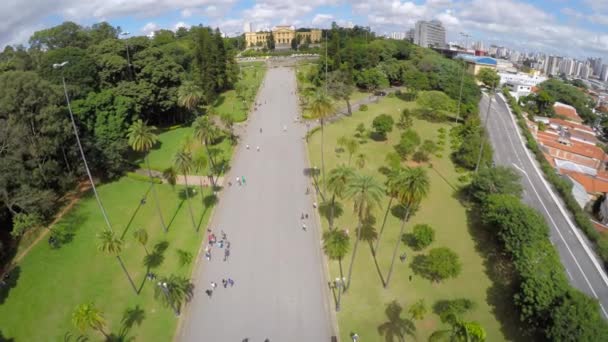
left=501, top=88, right=608, bottom=265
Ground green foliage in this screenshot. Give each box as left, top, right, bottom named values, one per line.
left=354, top=67, right=389, bottom=91
left=539, top=78, right=595, bottom=123
left=153, top=274, right=194, bottom=315
left=416, top=90, right=456, bottom=122
left=30, top=21, right=91, bottom=50
left=397, top=108, right=413, bottom=129
left=371, top=114, right=394, bottom=140
left=411, top=247, right=461, bottom=282
left=126, top=172, right=163, bottom=184
left=408, top=224, right=435, bottom=250
left=176, top=249, right=193, bottom=266
left=451, top=130, right=493, bottom=170
left=476, top=68, right=500, bottom=89
left=72, top=303, right=107, bottom=337
left=547, top=289, right=608, bottom=341
left=394, top=129, right=421, bottom=160
left=408, top=299, right=427, bottom=320
left=433, top=298, right=476, bottom=324
left=322, top=229, right=350, bottom=261
left=469, top=166, right=522, bottom=202
left=10, top=212, right=42, bottom=237
left=359, top=104, right=368, bottom=111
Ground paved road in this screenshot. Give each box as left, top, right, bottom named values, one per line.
left=179, top=67, right=333, bottom=341
left=481, top=93, right=608, bottom=318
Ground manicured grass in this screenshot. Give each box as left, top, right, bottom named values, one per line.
left=0, top=177, right=215, bottom=341
left=308, top=97, right=522, bottom=341
left=137, top=125, right=233, bottom=175
left=213, top=62, right=267, bottom=122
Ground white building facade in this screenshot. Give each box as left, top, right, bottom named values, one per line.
left=414, top=20, right=446, bottom=48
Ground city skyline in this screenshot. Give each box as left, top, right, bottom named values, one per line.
left=2, top=0, right=608, bottom=59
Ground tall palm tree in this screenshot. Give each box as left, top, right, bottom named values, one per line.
left=344, top=173, right=384, bottom=291
left=154, top=274, right=194, bottom=316
left=97, top=230, right=137, bottom=293
left=375, top=168, right=402, bottom=254
left=174, top=148, right=197, bottom=231
left=326, top=165, right=355, bottom=230
left=309, top=91, right=334, bottom=191
left=72, top=303, right=109, bottom=339
left=385, top=167, right=430, bottom=288
left=178, top=81, right=204, bottom=115
left=133, top=228, right=149, bottom=255
left=322, top=229, right=350, bottom=311
left=192, top=116, right=221, bottom=186
left=193, top=150, right=208, bottom=205
left=127, top=120, right=167, bottom=233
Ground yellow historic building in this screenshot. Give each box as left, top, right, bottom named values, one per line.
left=245, top=25, right=322, bottom=48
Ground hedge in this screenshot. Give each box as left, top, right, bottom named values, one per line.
left=126, top=172, right=163, bottom=184
left=501, top=88, right=608, bottom=266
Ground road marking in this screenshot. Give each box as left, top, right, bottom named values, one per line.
left=497, top=92, right=608, bottom=289
left=566, top=269, right=573, bottom=280
left=512, top=163, right=601, bottom=303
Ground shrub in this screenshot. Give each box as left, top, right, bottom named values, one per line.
left=394, top=129, right=421, bottom=160
left=410, top=224, right=435, bottom=250
left=411, top=247, right=461, bottom=282
left=469, top=166, right=523, bottom=203
left=372, top=114, right=395, bottom=140
left=433, top=298, right=476, bottom=323
left=412, top=150, right=430, bottom=163
left=359, top=104, right=368, bottom=111
left=127, top=172, right=163, bottom=184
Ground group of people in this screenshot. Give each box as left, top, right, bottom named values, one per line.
left=206, top=277, right=235, bottom=297
left=204, top=229, right=231, bottom=262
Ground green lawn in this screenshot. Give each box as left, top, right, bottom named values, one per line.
left=137, top=125, right=232, bottom=175
left=308, top=97, right=522, bottom=341
left=213, top=62, right=266, bottom=122
left=0, top=177, right=215, bottom=341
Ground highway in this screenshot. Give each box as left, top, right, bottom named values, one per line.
left=481, top=93, right=608, bottom=318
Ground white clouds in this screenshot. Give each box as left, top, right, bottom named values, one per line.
left=173, top=21, right=191, bottom=31
left=312, top=14, right=334, bottom=26
left=141, top=22, right=159, bottom=36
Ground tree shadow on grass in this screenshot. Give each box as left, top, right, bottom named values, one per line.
left=377, top=300, right=416, bottom=342
left=120, top=184, right=153, bottom=239
left=463, top=205, right=528, bottom=341
left=62, top=332, right=88, bottom=342
left=49, top=211, right=87, bottom=249
left=106, top=305, right=145, bottom=342
left=143, top=241, right=168, bottom=269
left=166, top=199, right=185, bottom=232
left=361, top=215, right=386, bottom=287
left=178, top=187, right=199, bottom=201
left=197, top=194, right=218, bottom=232
left=0, top=266, right=20, bottom=305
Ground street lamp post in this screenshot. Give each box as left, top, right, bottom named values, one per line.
left=455, top=32, right=471, bottom=125
left=54, top=61, right=114, bottom=233
left=120, top=32, right=133, bottom=80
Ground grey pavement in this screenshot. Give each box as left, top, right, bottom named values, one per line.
left=481, top=93, right=608, bottom=318
left=178, top=67, right=334, bottom=341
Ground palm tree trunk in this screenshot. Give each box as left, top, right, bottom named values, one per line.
left=345, top=220, right=363, bottom=291
left=329, top=194, right=336, bottom=230
left=385, top=208, right=410, bottom=288
left=345, top=98, right=352, bottom=116
left=184, top=175, right=197, bottom=231
left=116, top=255, right=138, bottom=294
left=95, top=327, right=110, bottom=339
left=374, top=196, right=394, bottom=254
left=204, top=143, right=217, bottom=188
left=146, top=157, right=167, bottom=233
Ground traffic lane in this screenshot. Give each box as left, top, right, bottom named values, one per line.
left=485, top=94, right=608, bottom=312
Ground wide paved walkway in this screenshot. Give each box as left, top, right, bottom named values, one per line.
left=179, top=67, right=333, bottom=341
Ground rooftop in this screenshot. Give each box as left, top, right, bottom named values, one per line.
left=455, top=54, right=497, bottom=66
left=553, top=101, right=582, bottom=123
left=537, top=131, right=605, bottom=160
left=563, top=170, right=608, bottom=194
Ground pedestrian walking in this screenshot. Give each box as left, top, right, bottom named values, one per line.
left=400, top=253, right=407, bottom=263
left=226, top=241, right=231, bottom=249
left=301, top=213, right=305, bottom=220
left=283, top=125, right=287, bottom=132
left=242, top=176, right=246, bottom=185
left=352, top=333, right=359, bottom=342
left=236, top=176, right=241, bottom=185
left=246, top=144, right=250, bottom=149
left=211, top=281, right=217, bottom=289
left=228, top=278, right=235, bottom=286
left=222, top=279, right=228, bottom=288
left=302, top=223, right=307, bottom=231
left=205, top=289, right=213, bottom=297
left=305, top=213, right=309, bottom=219
left=224, top=248, right=230, bottom=261
left=260, top=128, right=263, bottom=133
left=256, top=146, right=260, bottom=151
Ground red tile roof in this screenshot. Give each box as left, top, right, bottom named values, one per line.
left=562, top=171, right=608, bottom=194
left=553, top=102, right=582, bottom=123
left=548, top=118, right=595, bottom=135
left=537, top=131, right=605, bottom=160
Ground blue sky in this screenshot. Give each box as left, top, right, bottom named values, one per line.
left=2, top=0, right=608, bottom=58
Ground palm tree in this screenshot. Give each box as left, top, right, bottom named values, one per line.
left=192, top=116, right=221, bottom=186
left=133, top=228, right=149, bottom=255
left=323, top=229, right=350, bottom=311
left=154, top=274, right=194, bottom=316
left=163, top=166, right=177, bottom=189
left=375, top=168, right=402, bottom=254
left=98, top=230, right=138, bottom=293
left=72, top=303, right=109, bottom=339
left=385, top=167, right=430, bottom=288
left=326, top=165, right=355, bottom=230
left=344, top=173, right=384, bottom=291
left=309, top=91, right=334, bottom=191
left=127, top=120, right=167, bottom=233
left=193, top=150, right=209, bottom=205
left=178, top=81, right=204, bottom=115
left=174, top=148, right=197, bottom=231
left=429, top=318, right=487, bottom=342
left=337, top=136, right=359, bottom=165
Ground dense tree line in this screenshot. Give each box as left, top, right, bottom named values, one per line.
left=0, top=21, right=238, bottom=260
left=469, top=168, right=608, bottom=340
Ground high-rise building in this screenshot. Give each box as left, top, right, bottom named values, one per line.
left=406, top=29, right=415, bottom=42
left=413, top=20, right=446, bottom=48
left=600, top=64, right=608, bottom=82
left=390, top=32, right=406, bottom=40
left=472, top=41, right=484, bottom=51
left=589, top=57, right=603, bottom=76
left=543, top=55, right=561, bottom=76
left=579, top=63, right=591, bottom=79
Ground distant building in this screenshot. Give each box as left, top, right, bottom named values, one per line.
left=413, top=20, right=446, bottom=48
left=601, top=64, right=608, bottom=82
left=243, top=22, right=253, bottom=33
left=244, top=25, right=322, bottom=48
left=455, top=54, right=497, bottom=76
left=499, top=72, right=547, bottom=87
left=406, top=29, right=415, bottom=42
left=390, top=32, right=406, bottom=40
